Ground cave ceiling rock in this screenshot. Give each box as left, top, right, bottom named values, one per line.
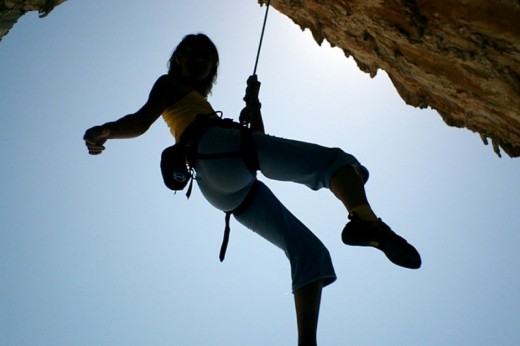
left=260, top=0, right=520, bottom=158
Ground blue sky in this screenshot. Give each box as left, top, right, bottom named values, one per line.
left=1, top=1, right=519, bottom=345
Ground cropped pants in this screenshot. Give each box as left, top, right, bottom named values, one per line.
left=194, top=126, right=362, bottom=292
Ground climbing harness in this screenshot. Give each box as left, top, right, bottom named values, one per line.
left=160, top=115, right=259, bottom=198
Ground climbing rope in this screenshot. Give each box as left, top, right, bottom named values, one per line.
left=240, top=0, right=271, bottom=127
left=253, top=0, right=271, bottom=76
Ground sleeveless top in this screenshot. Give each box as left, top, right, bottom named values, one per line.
left=162, top=91, right=216, bottom=142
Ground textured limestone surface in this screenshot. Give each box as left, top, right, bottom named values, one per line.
left=260, top=0, right=520, bottom=157
left=2, top=0, right=519, bottom=156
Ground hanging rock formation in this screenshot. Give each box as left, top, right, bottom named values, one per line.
left=1, top=1, right=519, bottom=156
left=260, top=0, right=520, bottom=157
left=0, top=0, right=66, bottom=40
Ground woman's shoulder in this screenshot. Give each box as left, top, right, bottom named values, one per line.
left=155, top=74, right=196, bottom=96
left=150, top=74, right=194, bottom=105
left=154, top=74, right=178, bottom=91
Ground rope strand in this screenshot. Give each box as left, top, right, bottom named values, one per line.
left=253, top=0, right=271, bottom=75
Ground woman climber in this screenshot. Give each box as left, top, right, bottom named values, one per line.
left=83, top=33, right=421, bottom=346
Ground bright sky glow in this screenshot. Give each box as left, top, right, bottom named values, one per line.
left=1, top=1, right=519, bottom=345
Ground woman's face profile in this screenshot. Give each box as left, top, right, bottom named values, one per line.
left=176, top=42, right=214, bottom=81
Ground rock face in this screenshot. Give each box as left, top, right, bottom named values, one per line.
left=261, top=0, right=520, bottom=157
left=2, top=1, right=519, bottom=156
left=0, top=0, right=66, bottom=40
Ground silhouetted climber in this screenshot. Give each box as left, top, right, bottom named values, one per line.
left=83, top=33, right=421, bottom=346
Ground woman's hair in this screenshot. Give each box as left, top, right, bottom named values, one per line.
left=167, top=33, right=219, bottom=97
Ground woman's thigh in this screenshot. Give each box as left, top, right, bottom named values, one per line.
left=252, top=133, right=360, bottom=190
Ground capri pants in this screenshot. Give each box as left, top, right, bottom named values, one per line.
left=193, top=125, right=363, bottom=292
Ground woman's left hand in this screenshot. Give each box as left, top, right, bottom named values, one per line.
left=83, top=125, right=110, bottom=155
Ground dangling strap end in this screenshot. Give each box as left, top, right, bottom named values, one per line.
left=185, top=173, right=194, bottom=199
left=219, top=212, right=232, bottom=262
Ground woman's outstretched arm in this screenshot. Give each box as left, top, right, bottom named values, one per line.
left=83, top=75, right=177, bottom=155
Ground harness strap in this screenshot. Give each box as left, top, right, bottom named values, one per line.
left=220, top=180, right=260, bottom=262
left=220, top=212, right=232, bottom=262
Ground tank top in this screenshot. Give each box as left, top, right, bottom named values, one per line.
left=162, top=91, right=216, bottom=142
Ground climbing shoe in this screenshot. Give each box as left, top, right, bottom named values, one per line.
left=342, top=213, right=421, bottom=269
